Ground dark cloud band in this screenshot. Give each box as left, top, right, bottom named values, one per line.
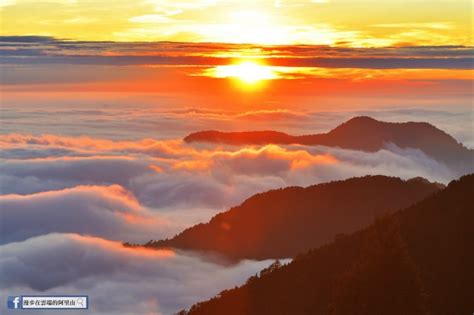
left=1, top=36, right=473, bottom=69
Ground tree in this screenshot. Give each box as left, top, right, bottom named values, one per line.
left=330, top=216, right=429, bottom=315
left=260, top=260, right=282, bottom=277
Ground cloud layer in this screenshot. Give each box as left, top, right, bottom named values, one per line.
left=0, top=185, right=166, bottom=244
left=0, top=233, right=276, bottom=315
left=1, top=106, right=471, bottom=314
left=1, top=36, right=473, bottom=69
left=1, top=106, right=472, bottom=146
left=0, top=128, right=466, bottom=244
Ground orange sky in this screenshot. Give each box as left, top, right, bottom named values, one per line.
left=0, top=1, right=472, bottom=110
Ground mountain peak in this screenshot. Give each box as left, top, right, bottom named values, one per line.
left=145, top=175, right=443, bottom=259
left=182, top=116, right=473, bottom=175
left=344, top=115, right=379, bottom=124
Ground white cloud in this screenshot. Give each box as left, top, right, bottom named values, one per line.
left=0, top=107, right=471, bottom=247
left=0, top=106, right=471, bottom=314
left=0, top=135, right=463, bottom=248
left=0, top=233, right=277, bottom=314
left=0, top=185, right=168, bottom=244
left=130, top=14, right=175, bottom=24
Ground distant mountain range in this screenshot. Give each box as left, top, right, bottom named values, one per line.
left=180, top=174, right=474, bottom=315
left=143, top=176, right=443, bottom=259
left=184, top=116, right=473, bottom=173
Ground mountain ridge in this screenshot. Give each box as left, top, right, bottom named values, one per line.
left=142, top=175, right=443, bottom=260
left=184, top=116, right=473, bottom=173
left=180, top=174, right=474, bottom=315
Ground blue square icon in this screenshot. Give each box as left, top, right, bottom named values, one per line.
left=7, top=296, right=21, bottom=309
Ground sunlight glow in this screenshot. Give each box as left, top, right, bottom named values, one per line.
left=211, top=61, right=279, bottom=84
left=194, top=9, right=296, bottom=45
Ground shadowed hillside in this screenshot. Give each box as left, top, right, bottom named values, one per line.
left=180, top=174, right=474, bottom=315
left=145, top=176, right=442, bottom=259
left=184, top=116, right=473, bottom=173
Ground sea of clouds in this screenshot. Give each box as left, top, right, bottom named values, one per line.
left=0, top=104, right=472, bottom=314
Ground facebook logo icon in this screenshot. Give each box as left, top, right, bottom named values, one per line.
left=7, top=296, right=21, bottom=309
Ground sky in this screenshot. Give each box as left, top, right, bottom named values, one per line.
left=1, top=0, right=473, bottom=46
left=0, top=1, right=473, bottom=314
left=1, top=0, right=473, bottom=110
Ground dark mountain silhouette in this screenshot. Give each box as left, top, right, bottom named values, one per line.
left=144, top=176, right=442, bottom=259
left=184, top=116, right=473, bottom=172
left=180, top=174, right=474, bottom=315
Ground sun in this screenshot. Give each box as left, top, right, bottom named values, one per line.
left=212, top=61, right=279, bottom=84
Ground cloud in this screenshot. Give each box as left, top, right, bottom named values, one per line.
left=0, top=156, right=154, bottom=194
left=0, top=129, right=465, bottom=205
left=0, top=233, right=277, bottom=314
left=0, top=143, right=283, bottom=217
left=0, top=185, right=167, bottom=244
left=131, top=167, right=287, bottom=212
left=0, top=106, right=471, bottom=247
left=372, top=22, right=454, bottom=30
left=0, top=134, right=193, bottom=158
left=0, top=106, right=469, bottom=314
left=129, top=14, right=175, bottom=24
left=206, top=145, right=337, bottom=176
left=1, top=37, right=473, bottom=69
left=235, top=109, right=309, bottom=121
